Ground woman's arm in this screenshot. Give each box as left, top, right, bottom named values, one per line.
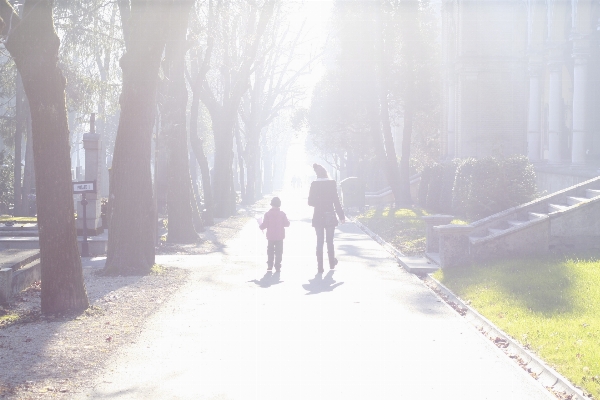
left=332, top=184, right=345, bottom=223
left=308, top=182, right=316, bottom=207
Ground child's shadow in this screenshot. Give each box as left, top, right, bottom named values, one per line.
left=249, top=271, right=283, bottom=288
left=303, top=270, right=344, bottom=295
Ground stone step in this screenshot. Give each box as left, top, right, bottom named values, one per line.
left=528, top=212, right=547, bottom=221
left=488, top=228, right=506, bottom=236
left=507, top=220, right=526, bottom=227
left=0, top=231, right=39, bottom=237
left=566, top=196, right=587, bottom=206
left=586, top=189, right=600, bottom=199
left=0, top=249, right=40, bottom=271
left=474, top=220, right=537, bottom=241
left=433, top=176, right=600, bottom=270
left=0, top=234, right=107, bottom=256
left=547, top=203, right=568, bottom=213
left=425, top=252, right=441, bottom=265
left=399, top=255, right=439, bottom=275
left=0, top=224, right=37, bottom=231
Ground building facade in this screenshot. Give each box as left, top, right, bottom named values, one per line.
left=442, top=0, right=600, bottom=190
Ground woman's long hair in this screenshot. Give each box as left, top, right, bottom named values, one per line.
left=313, top=163, right=328, bottom=179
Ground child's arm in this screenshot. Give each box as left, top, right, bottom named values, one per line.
left=259, top=214, right=267, bottom=230
left=283, top=212, right=290, bottom=227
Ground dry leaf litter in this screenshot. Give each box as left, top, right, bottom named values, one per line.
left=0, top=201, right=264, bottom=400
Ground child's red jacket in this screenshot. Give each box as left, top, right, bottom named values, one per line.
left=260, top=207, right=290, bottom=240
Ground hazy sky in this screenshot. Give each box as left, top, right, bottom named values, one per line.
left=284, top=1, right=335, bottom=107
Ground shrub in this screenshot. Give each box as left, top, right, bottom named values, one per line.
left=453, top=155, right=537, bottom=220
left=466, top=157, right=504, bottom=219
left=421, top=155, right=538, bottom=221
left=452, top=158, right=476, bottom=217
left=500, top=155, right=537, bottom=208
left=419, top=161, right=457, bottom=214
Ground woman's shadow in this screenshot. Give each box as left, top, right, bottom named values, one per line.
left=303, top=270, right=344, bottom=295
left=249, top=271, right=283, bottom=288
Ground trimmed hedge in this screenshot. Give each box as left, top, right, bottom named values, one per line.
left=419, top=155, right=537, bottom=221
left=422, top=162, right=457, bottom=214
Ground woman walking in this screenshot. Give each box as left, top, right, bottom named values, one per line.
left=308, top=163, right=345, bottom=273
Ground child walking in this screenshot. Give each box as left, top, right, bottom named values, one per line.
left=259, top=197, right=290, bottom=272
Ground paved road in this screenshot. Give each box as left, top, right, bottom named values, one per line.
left=83, top=190, right=553, bottom=400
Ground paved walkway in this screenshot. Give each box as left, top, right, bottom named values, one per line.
left=82, top=190, right=553, bottom=400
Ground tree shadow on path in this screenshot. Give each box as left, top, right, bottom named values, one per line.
left=302, top=270, right=344, bottom=295
left=249, top=271, right=283, bottom=288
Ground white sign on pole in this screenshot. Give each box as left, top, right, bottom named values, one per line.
left=72, top=181, right=96, bottom=193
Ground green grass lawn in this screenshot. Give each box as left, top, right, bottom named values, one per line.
left=356, top=206, right=466, bottom=256
left=358, top=206, right=600, bottom=397
left=0, top=215, right=37, bottom=223
left=434, top=255, right=600, bottom=398
left=357, top=207, right=428, bottom=255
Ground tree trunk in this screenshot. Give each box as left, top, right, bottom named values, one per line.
left=1, top=0, right=89, bottom=314
left=369, top=97, right=390, bottom=192
left=189, top=150, right=203, bottom=231
left=255, top=149, right=263, bottom=198
left=398, top=106, right=413, bottom=206
left=189, top=91, right=214, bottom=225
left=105, top=0, right=168, bottom=275
left=380, top=90, right=402, bottom=203
left=94, top=4, right=116, bottom=199
left=163, top=0, right=198, bottom=243
left=234, top=127, right=245, bottom=200
left=14, top=72, right=24, bottom=216
left=154, top=118, right=168, bottom=216
left=262, top=148, right=273, bottom=194
left=376, top=1, right=402, bottom=204
left=241, top=68, right=262, bottom=204
left=21, top=106, right=34, bottom=216
left=117, top=0, right=131, bottom=50
left=212, top=116, right=237, bottom=217
left=198, top=1, right=274, bottom=217
left=243, top=124, right=260, bottom=204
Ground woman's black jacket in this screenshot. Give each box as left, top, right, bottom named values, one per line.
left=308, top=179, right=345, bottom=228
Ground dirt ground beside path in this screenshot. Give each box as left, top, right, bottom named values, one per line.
left=0, top=266, right=187, bottom=400
left=155, top=198, right=270, bottom=256
left=0, top=202, right=267, bottom=400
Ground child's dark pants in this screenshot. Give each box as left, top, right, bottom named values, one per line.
left=267, top=240, right=283, bottom=270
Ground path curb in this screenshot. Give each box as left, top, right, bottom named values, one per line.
left=352, top=218, right=404, bottom=260
left=423, top=276, right=589, bottom=400
left=350, top=217, right=589, bottom=400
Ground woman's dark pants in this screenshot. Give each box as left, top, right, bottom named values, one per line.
left=315, top=226, right=335, bottom=270
left=267, top=240, right=283, bottom=270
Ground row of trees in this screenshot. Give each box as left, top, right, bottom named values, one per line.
left=0, top=0, right=313, bottom=314
left=307, top=0, right=440, bottom=204
left=0, top=0, right=123, bottom=215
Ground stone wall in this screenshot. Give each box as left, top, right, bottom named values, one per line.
left=535, top=166, right=599, bottom=195
left=470, top=218, right=550, bottom=263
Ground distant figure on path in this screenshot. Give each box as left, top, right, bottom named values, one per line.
left=291, top=175, right=302, bottom=189
left=308, top=163, right=345, bottom=273
left=259, top=197, right=290, bottom=272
